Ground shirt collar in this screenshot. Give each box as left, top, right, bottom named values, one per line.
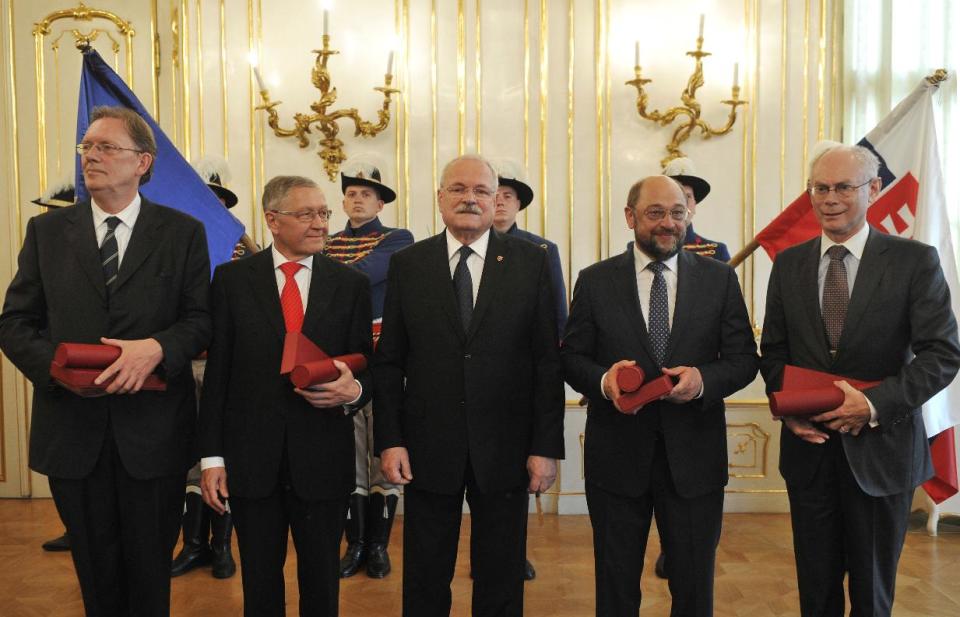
left=271, top=244, right=314, bottom=271
left=91, top=193, right=142, bottom=229
left=445, top=228, right=491, bottom=262
left=820, top=223, right=870, bottom=260
left=633, top=242, right=680, bottom=274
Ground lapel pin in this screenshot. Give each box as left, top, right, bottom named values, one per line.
left=497, top=255, right=504, bottom=262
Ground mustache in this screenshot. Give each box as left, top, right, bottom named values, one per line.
left=455, top=203, right=483, bottom=215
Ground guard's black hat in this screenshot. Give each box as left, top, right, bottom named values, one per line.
left=663, top=157, right=711, bottom=203
left=206, top=174, right=239, bottom=209
left=340, top=168, right=396, bottom=204
left=32, top=184, right=75, bottom=208
left=497, top=176, right=534, bottom=209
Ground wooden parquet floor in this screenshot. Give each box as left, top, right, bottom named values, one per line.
left=1, top=499, right=959, bottom=616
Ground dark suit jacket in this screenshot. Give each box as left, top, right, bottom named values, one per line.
left=505, top=223, right=569, bottom=336
left=562, top=248, right=759, bottom=499
left=373, top=230, right=565, bottom=495
left=0, top=198, right=211, bottom=480
left=197, top=247, right=373, bottom=501
left=760, top=228, right=960, bottom=497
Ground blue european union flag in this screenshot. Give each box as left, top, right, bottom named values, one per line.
left=75, top=48, right=245, bottom=275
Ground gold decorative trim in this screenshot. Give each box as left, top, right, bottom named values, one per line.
left=219, top=0, right=227, bottom=156
left=816, top=0, right=826, bottom=141
left=247, top=0, right=258, bottom=244
left=431, top=0, right=438, bottom=234
left=749, top=0, right=759, bottom=320
left=180, top=0, right=190, bottom=158
left=538, top=0, right=547, bottom=235
left=170, top=2, right=180, bottom=148
left=474, top=0, right=481, bottom=153
left=566, top=0, right=574, bottom=302
left=727, top=421, right=770, bottom=478
left=395, top=0, right=401, bottom=224
left=151, top=0, right=159, bottom=118
left=33, top=28, right=46, bottom=195
left=593, top=0, right=603, bottom=261
left=256, top=0, right=264, bottom=246
left=724, top=488, right=788, bottom=494
left=522, top=0, right=529, bottom=228
left=801, top=0, right=810, bottom=178
left=779, top=0, right=787, bottom=212
left=196, top=0, right=204, bottom=157
left=829, top=0, right=841, bottom=139
left=579, top=432, right=585, bottom=479
left=604, top=0, right=611, bottom=257
left=456, top=0, right=465, bottom=154
left=403, top=0, right=411, bottom=228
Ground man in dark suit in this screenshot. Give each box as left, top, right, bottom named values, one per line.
left=374, top=154, right=565, bottom=617
left=760, top=144, right=960, bottom=617
left=198, top=175, right=372, bottom=617
left=562, top=175, right=758, bottom=616
left=0, top=106, right=211, bottom=617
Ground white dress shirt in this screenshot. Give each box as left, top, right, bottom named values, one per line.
left=817, top=224, right=879, bottom=426
left=445, top=228, right=489, bottom=306
left=92, top=194, right=141, bottom=264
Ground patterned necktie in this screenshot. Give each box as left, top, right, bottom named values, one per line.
left=279, top=261, right=305, bottom=333
left=647, top=261, right=670, bottom=366
left=100, top=216, right=121, bottom=294
left=453, top=245, right=474, bottom=328
left=822, top=245, right=849, bottom=353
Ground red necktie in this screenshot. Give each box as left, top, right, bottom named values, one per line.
left=279, top=261, right=305, bottom=333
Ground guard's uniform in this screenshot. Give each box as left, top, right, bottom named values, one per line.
left=682, top=225, right=730, bottom=262
left=504, top=223, right=569, bottom=335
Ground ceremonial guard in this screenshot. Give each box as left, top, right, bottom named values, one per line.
left=664, top=157, right=730, bottom=262
left=325, top=165, right=414, bottom=578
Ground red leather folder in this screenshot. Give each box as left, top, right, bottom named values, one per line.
left=290, top=354, right=368, bottom=388
left=614, top=365, right=675, bottom=414
left=50, top=343, right=167, bottom=396
left=281, top=332, right=367, bottom=388
left=769, top=365, right=881, bottom=417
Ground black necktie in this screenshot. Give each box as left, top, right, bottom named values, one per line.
left=100, top=216, right=121, bottom=294
left=453, top=246, right=474, bottom=328
left=822, top=245, right=849, bottom=353
left=648, top=261, right=669, bottom=366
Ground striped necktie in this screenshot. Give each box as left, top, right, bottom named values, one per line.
left=100, top=216, right=121, bottom=294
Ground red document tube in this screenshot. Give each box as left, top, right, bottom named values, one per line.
left=290, top=354, right=367, bottom=389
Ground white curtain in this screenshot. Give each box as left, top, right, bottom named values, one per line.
left=844, top=0, right=958, bottom=230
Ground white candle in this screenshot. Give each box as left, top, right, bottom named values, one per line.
left=323, top=10, right=329, bottom=37
left=253, top=66, right=266, bottom=92
left=733, top=62, right=739, bottom=88
left=387, top=50, right=394, bottom=75
left=698, top=14, right=705, bottom=39
left=634, top=41, right=639, bottom=67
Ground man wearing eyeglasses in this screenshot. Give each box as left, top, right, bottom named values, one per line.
left=562, top=174, right=758, bottom=616
left=0, top=106, right=212, bottom=617
left=374, top=154, right=565, bottom=616
left=197, top=175, right=372, bottom=616
left=760, top=144, right=960, bottom=617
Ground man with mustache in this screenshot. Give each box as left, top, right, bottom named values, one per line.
left=374, top=154, right=565, bottom=616
left=562, top=175, right=758, bottom=616
left=325, top=166, right=413, bottom=579
left=198, top=175, right=372, bottom=616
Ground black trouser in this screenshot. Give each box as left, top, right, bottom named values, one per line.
left=403, top=468, right=528, bottom=617
left=231, top=466, right=347, bottom=617
left=787, top=435, right=912, bottom=617
left=49, top=425, right=184, bottom=617
left=586, top=439, right=723, bottom=617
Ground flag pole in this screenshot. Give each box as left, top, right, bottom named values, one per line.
left=728, top=238, right=760, bottom=268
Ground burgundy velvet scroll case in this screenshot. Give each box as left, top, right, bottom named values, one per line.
left=50, top=343, right=167, bottom=396
left=768, top=365, right=880, bottom=417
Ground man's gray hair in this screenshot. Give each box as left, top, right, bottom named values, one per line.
left=439, top=154, right=498, bottom=189
left=808, top=144, right=880, bottom=181
left=262, top=175, right=319, bottom=212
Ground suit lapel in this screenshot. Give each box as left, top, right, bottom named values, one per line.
left=614, top=249, right=659, bottom=365
left=302, top=255, right=338, bottom=342
left=840, top=228, right=886, bottom=353
left=63, top=201, right=108, bottom=301
left=246, top=247, right=286, bottom=340
left=433, top=233, right=467, bottom=341
left=801, top=238, right=833, bottom=365
left=113, top=198, right=161, bottom=292
left=466, top=231, right=507, bottom=341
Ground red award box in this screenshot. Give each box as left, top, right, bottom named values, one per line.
left=50, top=343, right=167, bottom=396
left=281, top=332, right=367, bottom=388
left=768, top=365, right=880, bottom=417
left=614, top=365, right=675, bottom=414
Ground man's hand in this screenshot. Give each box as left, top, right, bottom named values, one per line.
left=95, top=337, right=163, bottom=394
left=602, top=359, right=636, bottom=414
left=783, top=416, right=830, bottom=444
left=810, top=381, right=871, bottom=436
left=294, top=360, right=361, bottom=409
left=201, top=467, right=230, bottom=515
left=661, top=365, right=703, bottom=404
left=381, top=447, right=413, bottom=485
left=527, top=455, right=557, bottom=494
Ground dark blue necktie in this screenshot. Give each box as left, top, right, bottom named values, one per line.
left=453, top=245, right=474, bottom=328
left=647, top=261, right=669, bottom=366
left=100, top=216, right=121, bottom=295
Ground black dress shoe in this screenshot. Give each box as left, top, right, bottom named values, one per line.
left=41, top=532, right=70, bottom=552
left=654, top=551, right=668, bottom=579
left=366, top=543, right=392, bottom=578
left=523, top=559, right=536, bottom=581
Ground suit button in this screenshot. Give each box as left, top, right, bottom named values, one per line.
left=460, top=400, right=465, bottom=405
left=464, top=354, right=471, bottom=359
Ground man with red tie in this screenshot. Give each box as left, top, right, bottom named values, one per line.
left=198, top=175, right=373, bottom=616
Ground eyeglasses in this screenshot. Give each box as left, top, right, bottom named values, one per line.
left=269, top=208, right=331, bottom=223
left=641, top=207, right=689, bottom=222
left=808, top=179, right=873, bottom=198
left=443, top=185, right=495, bottom=199
left=76, top=142, right=145, bottom=156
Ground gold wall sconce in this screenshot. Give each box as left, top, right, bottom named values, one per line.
left=253, top=30, right=399, bottom=182
left=626, top=16, right=746, bottom=167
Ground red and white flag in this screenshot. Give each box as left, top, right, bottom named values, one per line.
left=755, top=75, right=960, bottom=503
